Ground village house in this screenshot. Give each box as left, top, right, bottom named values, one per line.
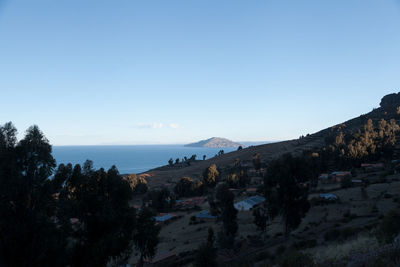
left=174, top=196, right=205, bottom=210
left=195, top=210, right=217, bottom=221
left=154, top=213, right=177, bottom=225
left=351, top=179, right=363, bottom=185
left=234, top=195, right=266, bottom=211
left=318, top=173, right=329, bottom=182
left=330, top=171, right=351, bottom=182
left=246, top=187, right=258, bottom=196
left=319, top=193, right=339, bottom=201
left=361, top=163, right=385, bottom=172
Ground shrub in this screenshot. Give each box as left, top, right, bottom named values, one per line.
left=124, top=174, right=148, bottom=194
left=203, top=164, right=220, bottom=187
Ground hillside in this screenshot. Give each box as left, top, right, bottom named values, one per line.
left=185, top=137, right=243, bottom=148
left=131, top=92, right=400, bottom=266
left=141, top=93, right=400, bottom=188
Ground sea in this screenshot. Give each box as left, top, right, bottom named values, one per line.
left=52, top=145, right=237, bottom=174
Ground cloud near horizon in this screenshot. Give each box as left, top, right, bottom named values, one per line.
left=168, top=123, right=179, bottom=129
left=134, top=123, right=179, bottom=129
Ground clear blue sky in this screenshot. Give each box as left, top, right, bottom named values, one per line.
left=0, top=0, right=399, bottom=145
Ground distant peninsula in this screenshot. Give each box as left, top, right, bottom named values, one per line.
left=185, top=137, right=243, bottom=148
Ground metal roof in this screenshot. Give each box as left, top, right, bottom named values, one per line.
left=154, top=214, right=175, bottom=222
left=195, top=210, right=216, bottom=219
left=319, top=193, right=338, bottom=200
left=234, top=195, right=265, bottom=211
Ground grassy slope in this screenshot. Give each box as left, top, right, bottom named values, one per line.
left=140, top=106, right=389, bottom=188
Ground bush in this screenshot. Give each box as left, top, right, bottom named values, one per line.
left=203, top=164, right=220, bottom=187
left=124, top=174, right=148, bottom=194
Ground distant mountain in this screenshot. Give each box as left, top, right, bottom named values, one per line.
left=185, top=137, right=243, bottom=148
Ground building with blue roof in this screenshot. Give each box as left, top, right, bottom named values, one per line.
left=195, top=210, right=217, bottom=220
left=234, top=195, right=266, bottom=211
left=319, top=193, right=338, bottom=201
left=154, top=213, right=176, bottom=223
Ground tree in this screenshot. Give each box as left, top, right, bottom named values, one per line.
left=213, top=183, right=237, bottom=248
left=174, top=177, right=204, bottom=197
left=264, top=153, right=311, bottom=238
left=146, top=188, right=174, bottom=212
left=194, top=227, right=217, bottom=267
left=252, top=153, right=262, bottom=175
left=203, top=164, right=220, bottom=187
left=234, top=158, right=241, bottom=168
left=226, top=173, right=239, bottom=188
left=0, top=123, right=140, bottom=266
left=125, top=174, right=148, bottom=194
left=58, top=164, right=137, bottom=266
left=0, top=124, right=64, bottom=266
left=253, top=206, right=268, bottom=232
left=134, top=207, right=161, bottom=266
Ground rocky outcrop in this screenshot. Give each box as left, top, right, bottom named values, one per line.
left=380, top=92, right=400, bottom=109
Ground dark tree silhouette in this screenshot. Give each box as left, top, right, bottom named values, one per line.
left=146, top=188, right=174, bottom=212
left=0, top=122, right=147, bottom=267
left=194, top=227, right=217, bottom=267
left=0, top=124, right=64, bottom=266
left=209, top=183, right=237, bottom=248
left=59, top=163, right=137, bottom=266
left=264, top=153, right=311, bottom=238
left=134, top=207, right=161, bottom=266
left=174, top=177, right=204, bottom=197
left=252, top=153, right=261, bottom=174
left=253, top=206, right=268, bottom=232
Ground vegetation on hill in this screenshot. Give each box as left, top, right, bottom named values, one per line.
left=0, top=122, right=160, bottom=267
left=3, top=93, right=400, bottom=266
